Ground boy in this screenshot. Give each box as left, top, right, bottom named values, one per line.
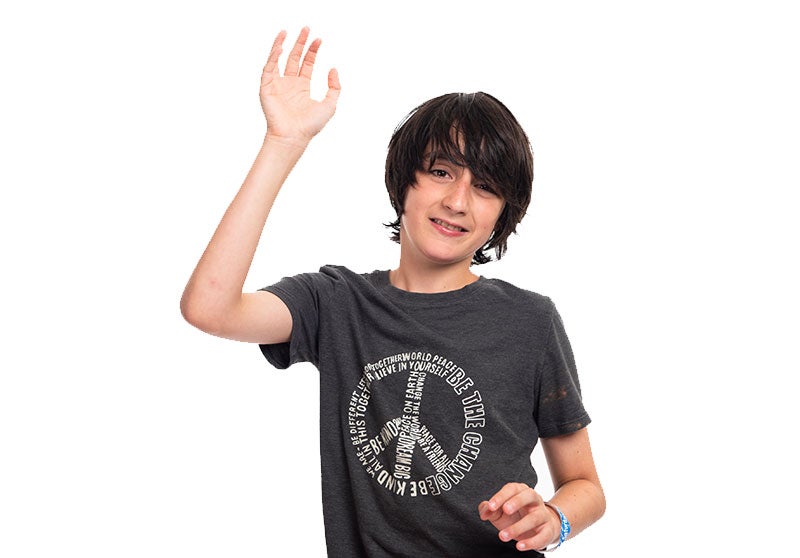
left=181, top=27, right=605, bottom=556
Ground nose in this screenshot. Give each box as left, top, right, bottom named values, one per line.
left=442, top=173, right=472, bottom=214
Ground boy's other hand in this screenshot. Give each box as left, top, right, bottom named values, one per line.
left=478, top=483, right=560, bottom=552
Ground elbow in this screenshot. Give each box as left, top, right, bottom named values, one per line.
left=180, top=295, right=198, bottom=327
left=596, top=483, right=607, bottom=520
left=180, top=291, right=222, bottom=335
left=180, top=296, right=202, bottom=330
left=588, top=477, right=607, bottom=523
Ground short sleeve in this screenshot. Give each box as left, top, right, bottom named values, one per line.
left=258, top=271, right=337, bottom=369
left=533, top=300, right=591, bottom=437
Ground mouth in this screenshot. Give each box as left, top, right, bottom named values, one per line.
left=430, top=218, right=468, bottom=233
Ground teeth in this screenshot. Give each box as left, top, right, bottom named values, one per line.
left=433, top=219, right=465, bottom=232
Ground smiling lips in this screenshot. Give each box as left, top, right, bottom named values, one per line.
left=431, top=218, right=467, bottom=233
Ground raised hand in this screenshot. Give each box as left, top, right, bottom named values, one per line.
left=260, top=27, right=341, bottom=146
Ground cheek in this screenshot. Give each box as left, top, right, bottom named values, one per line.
left=401, top=186, right=425, bottom=215
left=480, top=204, right=505, bottom=235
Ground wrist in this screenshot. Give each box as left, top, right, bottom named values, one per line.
left=545, top=503, right=561, bottom=545
left=263, top=132, right=312, bottom=152
left=539, top=502, right=571, bottom=552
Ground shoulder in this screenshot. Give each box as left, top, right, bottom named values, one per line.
left=267, top=265, right=374, bottom=288
left=318, top=265, right=387, bottom=290
left=481, top=277, right=555, bottom=314
left=470, top=278, right=561, bottom=343
left=268, top=265, right=388, bottom=301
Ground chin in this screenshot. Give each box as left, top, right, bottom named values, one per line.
left=424, top=251, right=474, bottom=267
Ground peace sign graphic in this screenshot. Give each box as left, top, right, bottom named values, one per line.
left=347, top=351, right=487, bottom=498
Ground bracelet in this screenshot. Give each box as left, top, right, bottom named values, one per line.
left=539, top=501, right=571, bottom=552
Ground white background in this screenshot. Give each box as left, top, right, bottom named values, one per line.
left=2, top=1, right=798, bottom=556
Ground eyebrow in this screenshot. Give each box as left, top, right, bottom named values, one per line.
left=423, top=151, right=499, bottom=189
left=424, top=151, right=466, bottom=168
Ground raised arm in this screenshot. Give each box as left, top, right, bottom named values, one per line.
left=180, top=27, right=340, bottom=343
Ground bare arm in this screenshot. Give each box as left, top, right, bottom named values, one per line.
left=541, top=427, right=606, bottom=542
left=180, top=28, right=340, bottom=343
left=478, top=428, right=605, bottom=552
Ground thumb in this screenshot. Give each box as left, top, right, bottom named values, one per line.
left=323, top=68, right=341, bottom=107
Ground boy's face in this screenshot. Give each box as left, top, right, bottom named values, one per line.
left=399, top=155, right=504, bottom=270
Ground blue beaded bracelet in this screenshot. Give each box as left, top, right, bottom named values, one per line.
left=541, top=502, right=571, bottom=552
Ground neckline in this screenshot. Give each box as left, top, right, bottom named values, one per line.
left=373, top=270, right=487, bottom=307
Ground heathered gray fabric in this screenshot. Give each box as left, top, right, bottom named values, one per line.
left=259, top=265, right=589, bottom=558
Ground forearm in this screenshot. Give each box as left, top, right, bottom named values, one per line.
left=547, top=478, right=606, bottom=542
left=180, top=136, right=307, bottom=324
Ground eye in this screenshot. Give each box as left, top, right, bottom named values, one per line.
left=475, top=183, right=498, bottom=196
left=430, top=168, right=450, bottom=179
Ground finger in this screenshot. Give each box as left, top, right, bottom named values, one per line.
left=262, top=30, right=287, bottom=79
left=497, top=511, right=545, bottom=544
left=478, top=500, right=503, bottom=522
left=516, top=530, right=555, bottom=553
left=323, top=68, right=341, bottom=106
left=284, top=26, right=310, bottom=76
left=298, top=37, right=321, bottom=79
left=501, top=487, right=542, bottom=517
left=486, top=482, right=527, bottom=513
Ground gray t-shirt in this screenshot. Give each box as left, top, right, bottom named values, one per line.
left=260, top=265, right=589, bottom=557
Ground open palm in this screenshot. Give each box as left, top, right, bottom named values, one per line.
left=259, top=27, right=341, bottom=145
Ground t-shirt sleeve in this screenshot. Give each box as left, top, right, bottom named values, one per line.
left=257, top=271, right=336, bottom=370
left=533, top=299, right=591, bottom=437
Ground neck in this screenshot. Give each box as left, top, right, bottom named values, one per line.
left=390, top=258, right=479, bottom=293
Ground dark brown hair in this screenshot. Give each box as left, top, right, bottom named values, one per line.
left=384, top=92, right=534, bottom=264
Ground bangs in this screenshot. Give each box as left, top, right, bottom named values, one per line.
left=418, top=95, right=521, bottom=201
